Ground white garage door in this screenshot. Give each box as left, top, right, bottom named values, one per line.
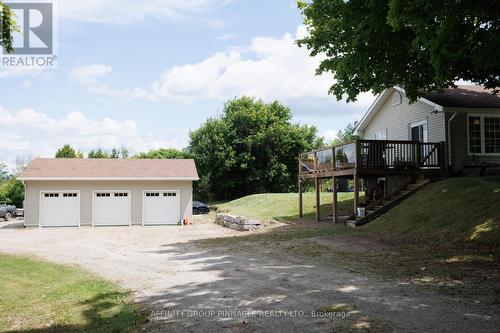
left=93, top=191, right=131, bottom=226
left=40, top=191, right=80, bottom=227
left=143, top=190, right=180, bottom=225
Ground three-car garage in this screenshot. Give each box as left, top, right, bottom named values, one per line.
left=20, top=158, right=198, bottom=228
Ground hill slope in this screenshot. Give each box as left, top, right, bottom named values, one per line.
left=217, top=177, right=500, bottom=248
left=364, top=176, right=500, bottom=248
left=217, top=192, right=358, bottom=223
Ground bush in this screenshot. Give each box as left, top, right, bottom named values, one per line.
left=0, top=177, right=24, bottom=207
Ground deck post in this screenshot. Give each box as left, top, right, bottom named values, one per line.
left=332, top=176, right=338, bottom=223
left=298, top=179, right=303, bottom=218
left=353, top=174, right=359, bottom=216
left=315, top=177, right=320, bottom=221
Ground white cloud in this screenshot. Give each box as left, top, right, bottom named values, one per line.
left=0, top=106, right=187, bottom=166
left=69, top=64, right=154, bottom=100
left=71, top=25, right=376, bottom=109
left=322, top=129, right=339, bottom=143
left=59, top=0, right=228, bottom=24
left=69, top=64, right=112, bottom=84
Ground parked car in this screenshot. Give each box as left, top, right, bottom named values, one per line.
left=0, top=202, right=16, bottom=221
left=192, top=201, right=210, bottom=215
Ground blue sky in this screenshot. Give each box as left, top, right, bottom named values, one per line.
left=0, top=0, right=374, bottom=167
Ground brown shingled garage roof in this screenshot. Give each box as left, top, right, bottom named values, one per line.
left=18, top=158, right=199, bottom=180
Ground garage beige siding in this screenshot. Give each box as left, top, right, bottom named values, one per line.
left=362, top=90, right=446, bottom=142
left=446, top=108, right=500, bottom=171
left=24, top=180, right=193, bottom=227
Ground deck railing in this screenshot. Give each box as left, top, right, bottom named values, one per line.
left=299, top=140, right=445, bottom=175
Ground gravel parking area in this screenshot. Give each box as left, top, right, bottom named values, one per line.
left=0, top=217, right=498, bottom=332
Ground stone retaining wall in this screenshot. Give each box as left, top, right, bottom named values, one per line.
left=215, top=213, right=261, bottom=231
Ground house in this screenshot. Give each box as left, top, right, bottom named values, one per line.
left=18, top=158, right=199, bottom=227
left=298, top=85, right=499, bottom=226
left=355, top=85, right=500, bottom=173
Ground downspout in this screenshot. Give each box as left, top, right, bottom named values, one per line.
left=447, top=112, right=458, bottom=167
left=20, top=179, right=26, bottom=228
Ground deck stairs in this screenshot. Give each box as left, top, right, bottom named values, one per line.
left=345, top=177, right=431, bottom=227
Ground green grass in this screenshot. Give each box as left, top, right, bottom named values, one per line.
left=362, top=176, right=500, bottom=248
left=0, top=254, right=145, bottom=333
left=217, top=177, right=500, bottom=249
left=217, top=192, right=363, bottom=222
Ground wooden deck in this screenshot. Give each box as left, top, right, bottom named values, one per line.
left=299, top=139, right=447, bottom=179
left=298, top=139, right=447, bottom=223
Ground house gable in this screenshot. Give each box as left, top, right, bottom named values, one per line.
left=358, top=88, right=446, bottom=142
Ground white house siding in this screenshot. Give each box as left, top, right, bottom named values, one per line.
left=23, top=180, right=193, bottom=227
left=362, top=90, right=446, bottom=142
left=445, top=108, right=500, bottom=171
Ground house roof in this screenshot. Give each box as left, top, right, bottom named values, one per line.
left=356, top=85, right=500, bottom=133
left=420, top=85, right=500, bottom=108
left=18, top=158, right=199, bottom=181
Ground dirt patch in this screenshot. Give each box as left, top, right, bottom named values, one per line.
left=0, top=218, right=498, bottom=332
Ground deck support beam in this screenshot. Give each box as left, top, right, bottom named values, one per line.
left=353, top=174, right=359, bottom=216
left=315, top=177, right=320, bottom=221
left=332, top=176, right=338, bottom=223
left=298, top=179, right=303, bottom=218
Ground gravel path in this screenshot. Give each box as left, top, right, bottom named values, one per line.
left=0, top=217, right=497, bottom=332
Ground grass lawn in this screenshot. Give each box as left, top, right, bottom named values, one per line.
left=0, top=254, right=145, bottom=333
left=217, top=192, right=363, bottom=222
left=362, top=176, right=500, bottom=248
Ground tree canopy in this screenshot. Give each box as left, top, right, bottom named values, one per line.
left=188, top=97, right=323, bottom=200
left=297, top=0, right=499, bottom=101
left=135, top=148, right=189, bottom=159
left=0, top=177, right=23, bottom=207
left=87, top=148, right=127, bottom=159
left=0, top=163, right=9, bottom=180
left=87, top=149, right=109, bottom=159
left=55, top=144, right=83, bottom=158
left=0, top=2, right=17, bottom=53
left=332, top=121, right=360, bottom=145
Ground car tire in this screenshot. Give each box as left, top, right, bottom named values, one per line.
left=193, top=208, right=198, bottom=215
left=5, top=212, right=11, bottom=221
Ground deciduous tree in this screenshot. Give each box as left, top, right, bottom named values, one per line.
left=0, top=2, right=18, bottom=53
left=0, top=177, right=23, bottom=207
left=55, top=144, right=82, bottom=158
left=87, top=149, right=109, bottom=159
left=135, top=148, right=189, bottom=159
left=188, top=97, right=323, bottom=200
left=297, top=0, right=499, bottom=102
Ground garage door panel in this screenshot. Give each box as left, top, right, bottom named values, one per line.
left=93, top=191, right=131, bottom=226
left=143, top=191, right=180, bottom=225
left=40, top=191, right=79, bottom=227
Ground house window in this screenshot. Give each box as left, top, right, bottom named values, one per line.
left=468, top=116, right=482, bottom=153
left=392, top=92, right=402, bottom=106
left=485, top=117, right=500, bottom=153
left=469, top=115, right=500, bottom=155
left=374, top=131, right=386, bottom=140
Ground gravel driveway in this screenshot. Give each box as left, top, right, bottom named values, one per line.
left=0, top=217, right=498, bottom=332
